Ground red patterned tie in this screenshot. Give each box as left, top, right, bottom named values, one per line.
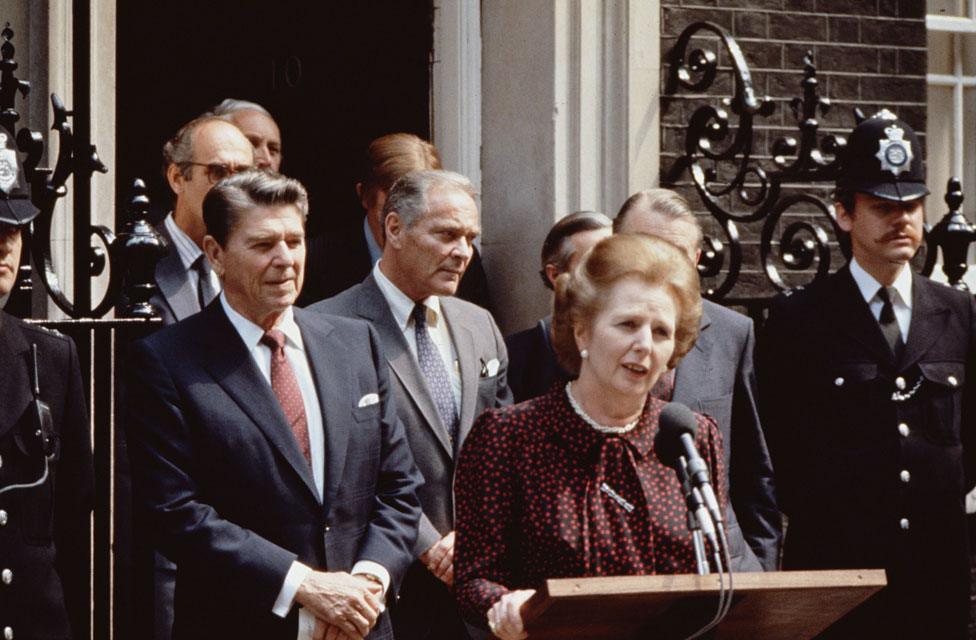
left=261, top=329, right=311, bottom=467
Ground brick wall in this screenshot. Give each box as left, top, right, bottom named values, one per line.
left=660, top=0, right=927, bottom=300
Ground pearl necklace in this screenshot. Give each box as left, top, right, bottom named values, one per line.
left=565, top=382, right=639, bottom=434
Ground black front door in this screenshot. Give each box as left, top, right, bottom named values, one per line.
left=116, top=0, right=433, bottom=237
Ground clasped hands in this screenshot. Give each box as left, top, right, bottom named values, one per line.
left=420, top=530, right=455, bottom=587
left=296, top=570, right=385, bottom=640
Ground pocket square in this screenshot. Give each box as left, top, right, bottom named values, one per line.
left=480, top=358, right=500, bottom=378
left=357, top=393, right=379, bottom=408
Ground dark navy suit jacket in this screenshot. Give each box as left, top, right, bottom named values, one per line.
left=126, top=301, right=423, bottom=640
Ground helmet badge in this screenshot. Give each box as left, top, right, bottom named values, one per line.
left=875, top=124, right=913, bottom=176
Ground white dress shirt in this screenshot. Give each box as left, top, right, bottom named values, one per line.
left=163, top=213, right=221, bottom=302
left=849, top=257, right=913, bottom=341
left=373, top=261, right=462, bottom=410
left=219, top=294, right=389, bottom=632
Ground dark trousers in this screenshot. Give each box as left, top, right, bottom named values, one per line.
left=391, top=562, right=487, bottom=640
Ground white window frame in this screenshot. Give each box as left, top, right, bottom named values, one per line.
left=927, top=2, right=976, bottom=182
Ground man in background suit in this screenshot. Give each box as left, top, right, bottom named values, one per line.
left=142, top=114, right=256, bottom=640
left=310, top=170, right=512, bottom=640
left=505, top=210, right=612, bottom=403
left=298, top=133, right=491, bottom=310
left=758, top=111, right=975, bottom=638
left=151, top=116, right=254, bottom=325
left=209, top=98, right=283, bottom=172
left=614, top=189, right=781, bottom=572
left=127, top=171, right=422, bottom=640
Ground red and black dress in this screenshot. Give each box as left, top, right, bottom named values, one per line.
left=454, top=384, right=726, bottom=622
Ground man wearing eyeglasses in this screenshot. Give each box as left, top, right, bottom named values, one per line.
left=151, top=116, right=254, bottom=326
left=144, top=115, right=253, bottom=640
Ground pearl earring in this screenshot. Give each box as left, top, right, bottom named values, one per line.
left=580, top=349, right=589, bottom=359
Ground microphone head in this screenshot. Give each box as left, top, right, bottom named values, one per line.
left=654, top=402, right=698, bottom=468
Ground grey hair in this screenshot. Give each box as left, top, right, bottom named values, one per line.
left=162, top=115, right=229, bottom=180
left=540, top=211, right=613, bottom=290
left=208, top=98, right=273, bottom=119
left=613, top=188, right=703, bottom=246
left=203, top=170, right=309, bottom=247
left=383, top=169, right=478, bottom=229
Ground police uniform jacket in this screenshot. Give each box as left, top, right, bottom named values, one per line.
left=0, top=311, right=94, bottom=640
left=757, top=265, right=975, bottom=638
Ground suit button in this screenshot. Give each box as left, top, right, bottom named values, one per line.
left=898, top=423, right=910, bottom=437
left=324, top=525, right=331, bottom=533
left=0, top=510, right=6, bottom=527
left=899, top=518, right=910, bottom=531
left=3, top=626, right=11, bottom=640
left=1, top=569, right=10, bottom=585
left=948, top=375, right=959, bottom=387
left=895, top=376, right=906, bottom=390
left=900, top=470, right=911, bottom=483
left=834, top=377, right=845, bottom=387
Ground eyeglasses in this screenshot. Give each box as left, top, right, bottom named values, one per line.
left=180, top=162, right=253, bottom=184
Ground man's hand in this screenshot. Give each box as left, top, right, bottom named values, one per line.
left=296, top=571, right=382, bottom=639
left=353, top=572, right=386, bottom=601
left=486, top=589, right=536, bottom=640
left=419, top=530, right=455, bottom=587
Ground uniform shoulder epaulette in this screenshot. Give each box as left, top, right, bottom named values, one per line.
left=22, top=321, right=68, bottom=341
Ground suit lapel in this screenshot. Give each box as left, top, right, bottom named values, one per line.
left=0, top=313, right=32, bottom=439
left=295, top=308, right=347, bottom=511
left=196, top=304, right=319, bottom=502
left=356, top=277, right=454, bottom=457
left=900, top=274, right=951, bottom=369
left=672, top=304, right=711, bottom=407
left=830, top=266, right=897, bottom=366
left=443, top=299, right=478, bottom=445
left=155, top=225, right=200, bottom=322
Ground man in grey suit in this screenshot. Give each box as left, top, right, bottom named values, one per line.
left=614, top=189, right=782, bottom=572
left=151, top=116, right=254, bottom=325
left=309, top=170, right=512, bottom=639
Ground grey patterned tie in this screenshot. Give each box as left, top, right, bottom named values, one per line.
left=413, top=302, right=460, bottom=447
left=877, top=286, right=905, bottom=360
left=194, top=254, right=218, bottom=310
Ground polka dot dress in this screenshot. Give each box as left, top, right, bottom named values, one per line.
left=454, top=385, right=727, bottom=621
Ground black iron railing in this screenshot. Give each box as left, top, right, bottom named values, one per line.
left=664, top=22, right=973, bottom=321
left=0, top=21, right=166, bottom=640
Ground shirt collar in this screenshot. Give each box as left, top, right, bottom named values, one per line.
left=849, top=257, right=913, bottom=309
left=163, top=212, right=203, bottom=272
left=219, top=292, right=304, bottom=351
left=372, top=261, right=442, bottom=331
left=363, top=216, right=383, bottom=267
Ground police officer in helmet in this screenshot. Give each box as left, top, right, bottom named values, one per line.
left=0, top=132, right=94, bottom=640
left=758, top=110, right=975, bottom=638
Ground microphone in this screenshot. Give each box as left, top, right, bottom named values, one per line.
left=678, top=457, right=714, bottom=575
left=657, top=402, right=735, bottom=638
left=657, top=402, right=723, bottom=528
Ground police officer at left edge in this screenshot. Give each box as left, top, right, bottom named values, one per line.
left=0, top=133, right=94, bottom=640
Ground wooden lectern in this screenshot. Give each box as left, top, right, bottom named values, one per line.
left=521, top=569, right=886, bottom=639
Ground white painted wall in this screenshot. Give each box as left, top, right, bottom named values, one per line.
left=480, top=0, right=660, bottom=334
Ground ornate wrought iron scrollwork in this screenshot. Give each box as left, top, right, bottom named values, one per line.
left=665, top=23, right=960, bottom=299
left=0, top=22, right=122, bottom=318
left=667, top=22, right=976, bottom=300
